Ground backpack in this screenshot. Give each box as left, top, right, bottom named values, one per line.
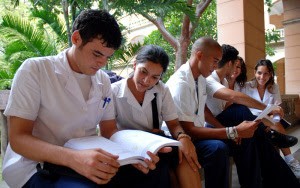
left=103, top=70, right=124, bottom=83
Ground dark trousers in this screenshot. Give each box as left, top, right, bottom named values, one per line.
left=216, top=103, right=300, bottom=188
left=23, top=161, right=170, bottom=188
left=194, top=139, right=230, bottom=188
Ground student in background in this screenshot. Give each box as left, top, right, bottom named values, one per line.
left=242, top=59, right=300, bottom=179
left=205, top=49, right=295, bottom=149
left=166, top=37, right=260, bottom=188
left=112, top=45, right=202, bottom=188
left=224, top=56, right=247, bottom=109
left=203, top=44, right=300, bottom=187
left=226, top=56, right=247, bottom=92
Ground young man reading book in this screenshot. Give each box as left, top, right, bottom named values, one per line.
left=3, top=9, right=170, bottom=188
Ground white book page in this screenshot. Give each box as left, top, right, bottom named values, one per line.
left=254, top=104, right=277, bottom=121
left=110, top=130, right=181, bottom=160
left=64, top=136, right=145, bottom=166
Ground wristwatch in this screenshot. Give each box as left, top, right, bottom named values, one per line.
left=176, top=131, right=184, bottom=139
left=228, top=127, right=235, bottom=139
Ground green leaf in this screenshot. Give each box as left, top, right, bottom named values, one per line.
left=111, top=0, right=196, bottom=22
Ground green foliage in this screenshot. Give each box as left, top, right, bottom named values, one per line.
left=265, top=28, right=281, bottom=56
left=144, top=0, right=217, bottom=82
left=108, top=43, right=143, bottom=73
left=0, top=13, right=60, bottom=89
left=1, top=13, right=58, bottom=56
left=111, top=0, right=196, bottom=23
left=31, top=8, right=68, bottom=48
left=144, top=30, right=176, bottom=83
left=265, top=0, right=273, bottom=12
left=0, top=68, right=13, bottom=90
left=273, top=61, right=277, bottom=72
left=194, top=0, right=217, bottom=39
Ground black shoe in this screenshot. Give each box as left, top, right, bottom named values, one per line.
left=266, top=129, right=298, bottom=148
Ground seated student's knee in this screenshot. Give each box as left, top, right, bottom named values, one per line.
left=227, top=104, right=252, bottom=114
left=209, top=140, right=229, bottom=158
left=227, top=103, right=246, bottom=109
left=219, top=104, right=256, bottom=124
left=194, top=140, right=229, bottom=159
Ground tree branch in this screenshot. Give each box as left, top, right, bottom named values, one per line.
left=61, top=0, right=71, bottom=47
left=181, top=0, right=193, bottom=41
left=140, top=12, right=179, bottom=51
left=190, top=0, right=212, bottom=36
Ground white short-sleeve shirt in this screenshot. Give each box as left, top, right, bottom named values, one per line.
left=242, top=80, right=282, bottom=116
left=206, top=71, right=227, bottom=116
left=233, top=82, right=243, bottom=92
left=3, top=49, right=115, bottom=188
left=112, top=79, right=178, bottom=131
left=166, top=63, right=207, bottom=127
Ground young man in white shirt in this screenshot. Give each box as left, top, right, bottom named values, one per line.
left=3, top=9, right=169, bottom=188
left=204, top=44, right=300, bottom=187
left=166, top=37, right=260, bottom=188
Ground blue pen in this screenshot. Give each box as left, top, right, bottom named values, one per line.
left=103, top=97, right=111, bottom=108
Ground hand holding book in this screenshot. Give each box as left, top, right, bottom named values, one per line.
left=64, top=130, right=181, bottom=167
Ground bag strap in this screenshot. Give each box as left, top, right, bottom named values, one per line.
left=151, top=93, right=159, bottom=129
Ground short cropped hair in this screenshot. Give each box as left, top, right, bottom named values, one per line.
left=191, top=36, right=221, bottom=56
left=218, top=44, right=239, bottom=68
left=72, top=9, right=122, bottom=49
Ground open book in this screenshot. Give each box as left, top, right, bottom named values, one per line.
left=64, top=130, right=181, bottom=167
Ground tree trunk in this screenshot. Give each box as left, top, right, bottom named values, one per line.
left=61, top=0, right=71, bottom=47
left=151, top=0, right=212, bottom=70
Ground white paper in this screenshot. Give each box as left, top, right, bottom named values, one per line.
left=254, top=104, right=277, bottom=121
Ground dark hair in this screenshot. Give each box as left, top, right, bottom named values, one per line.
left=235, top=56, right=247, bottom=87
left=135, top=45, right=169, bottom=74
left=72, top=9, right=122, bottom=49
left=253, top=59, right=275, bottom=93
left=218, top=44, right=239, bottom=68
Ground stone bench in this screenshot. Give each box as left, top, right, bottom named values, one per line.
left=281, top=94, right=300, bottom=126
left=0, top=90, right=10, bottom=159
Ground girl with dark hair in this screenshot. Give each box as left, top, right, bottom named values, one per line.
left=112, top=45, right=202, bottom=188
left=243, top=59, right=300, bottom=179
left=227, top=56, right=247, bottom=91
left=224, top=56, right=247, bottom=109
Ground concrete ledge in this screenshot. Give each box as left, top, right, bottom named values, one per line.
left=281, top=94, right=300, bottom=126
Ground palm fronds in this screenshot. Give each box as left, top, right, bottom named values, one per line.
left=0, top=13, right=59, bottom=89
left=109, top=42, right=142, bottom=74
left=0, top=68, right=13, bottom=89
left=0, top=13, right=58, bottom=57
left=31, top=8, right=68, bottom=46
